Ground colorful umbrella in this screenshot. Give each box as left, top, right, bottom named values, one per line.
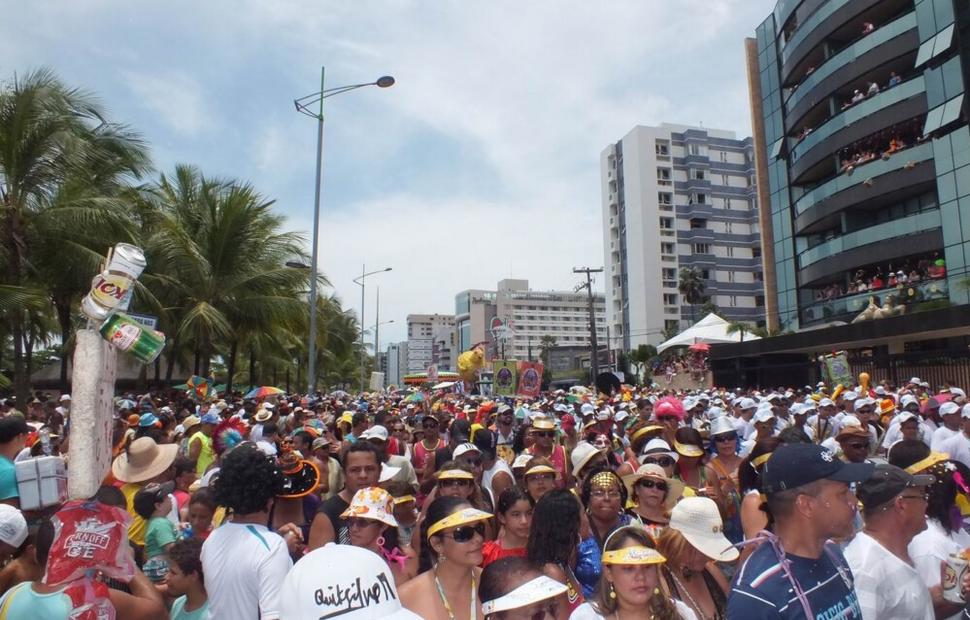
left=245, top=386, right=285, bottom=399
left=404, top=392, right=426, bottom=403
left=116, top=399, right=137, bottom=410
left=689, top=343, right=711, bottom=352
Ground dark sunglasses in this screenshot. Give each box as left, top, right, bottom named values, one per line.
left=637, top=479, right=668, bottom=492
left=446, top=522, right=486, bottom=543
left=440, top=478, right=472, bottom=488
left=846, top=442, right=870, bottom=450
left=643, top=456, right=675, bottom=468
left=347, top=517, right=381, bottom=530
left=714, top=434, right=738, bottom=442
left=533, top=431, right=555, bottom=438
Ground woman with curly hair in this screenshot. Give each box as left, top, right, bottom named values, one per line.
left=570, top=525, right=695, bottom=620
left=576, top=469, right=631, bottom=597
left=527, top=489, right=585, bottom=615
left=202, top=442, right=296, bottom=620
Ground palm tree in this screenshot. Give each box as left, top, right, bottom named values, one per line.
left=538, top=335, right=557, bottom=365
left=678, top=266, right=706, bottom=327
left=628, top=344, right=658, bottom=384
left=726, top=321, right=753, bottom=343
left=0, top=68, right=149, bottom=401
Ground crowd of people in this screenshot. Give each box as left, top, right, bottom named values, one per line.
left=2, top=373, right=970, bottom=618
left=812, top=254, right=947, bottom=302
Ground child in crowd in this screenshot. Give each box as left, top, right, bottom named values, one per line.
left=172, top=456, right=197, bottom=516
left=0, top=531, right=41, bottom=595
left=182, top=486, right=216, bottom=540
left=134, top=481, right=179, bottom=583
left=166, top=538, right=208, bottom=620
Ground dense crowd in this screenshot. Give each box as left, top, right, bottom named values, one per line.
left=2, top=375, right=970, bottom=618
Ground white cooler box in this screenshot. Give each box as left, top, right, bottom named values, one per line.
left=16, top=456, right=67, bottom=510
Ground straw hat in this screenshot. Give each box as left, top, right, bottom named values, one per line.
left=111, top=437, right=178, bottom=484
left=622, top=463, right=684, bottom=510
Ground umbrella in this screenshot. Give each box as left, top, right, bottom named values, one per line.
left=244, top=386, right=285, bottom=399
left=116, top=399, right=137, bottom=410
left=404, top=392, right=426, bottom=403
left=689, top=343, right=711, bottom=352
left=432, top=381, right=456, bottom=390
left=569, top=386, right=590, bottom=395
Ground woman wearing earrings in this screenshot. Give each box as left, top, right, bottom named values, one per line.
left=622, top=463, right=684, bottom=540
left=569, top=525, right=697, bottom=619
left=528, top=489, right=586, bottom=616
left=341, top=486, right=417, bottom=585
left=400, top=496, right=492, bottom=620
left=703, top=416, right=743, bottom=544
left=576, top=469, right=631, bottom=597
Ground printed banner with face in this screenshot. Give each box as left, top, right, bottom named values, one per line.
left=493, top=360, right=517, bottom=397
left=516, top=361, right=544, bottom=399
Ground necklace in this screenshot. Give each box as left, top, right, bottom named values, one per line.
left=669, top=568, right=713, bottom=620
left=434, top=566, right=477, bottom=620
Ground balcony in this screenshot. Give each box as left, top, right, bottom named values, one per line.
left=785, top=11, right=918, bottom=123
left=793, top=141, right=934, bottom=217
left=801, top=278, right=948, bottom=324
left=789, top=76, right=925, bottom=164
left=797, top=210, right=941, bottom=268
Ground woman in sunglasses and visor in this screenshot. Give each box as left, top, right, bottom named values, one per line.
left=400, top=496, right=492, bottom=620
left=623, top=463, right=685, bottom=539
left=571, top=525, right=697, bottom=619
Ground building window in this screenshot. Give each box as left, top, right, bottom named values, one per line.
left=662, top=268, right=676, bottom=280
left=690, top=218, right=707, bottom=229
left=701, top=269, right=710, bottom=279
left=655, top=141, right=669, bottom=156
left=730, top=296, right=737, bottom=307
left=659, top=217, right=674, bottom=229
left=689, top=144, right=700, bottom=156
left=657, top=167, right=671, bottom=182
left=721, top=174, right=729, bottom=185
left=665, top=319, right=679, bottom=332
left=690, top=193, right=706, bottom=204
left=755, top=295, right=765, bottom=307
left=658, top=192, right=672, bottom=205
left=692, top=243, right=711, bottom=254
left=725, top=221, right=733, bottom=233
left=692, top=169, right=705, bottom=180
left=727, top=246, right=734, bottom=257
left=752, top=247, right=761, bottom=259
left=728, top=271, right=735, bottom=283
left=663, top=293, right=678, bottom=305
left=719, top=150, right=727, bottom=162
left=661, top=242, right=675, bottom=254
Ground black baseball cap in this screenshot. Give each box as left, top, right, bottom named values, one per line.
left=856, top=463, right=935, bottom=510
left=472, top=428, right=497, bottom=457
left=762, top=443, right=874, bottom=494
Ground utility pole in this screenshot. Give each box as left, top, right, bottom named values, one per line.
left=574, top=267, right=604, bottom=384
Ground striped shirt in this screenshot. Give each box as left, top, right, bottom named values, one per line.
left=726, top=541, right=861, bottom=619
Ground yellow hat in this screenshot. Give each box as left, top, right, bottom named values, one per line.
left=524, top=464, right=557, bottom=477
left=437, top=469, right=475, bottom=481
left=601, top=545, right=666, bottom=565
left=427, top=507, right=492, bottom=538
left=673, top=440, right=704, bottom=458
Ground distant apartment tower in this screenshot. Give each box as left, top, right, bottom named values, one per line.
left=406, top=314, right=456, bottom=373
left=385, top=342, right=407, bottom=386
left=455, top=279, right=606, bottom=360
left=601, top=123, right=765, bottom=352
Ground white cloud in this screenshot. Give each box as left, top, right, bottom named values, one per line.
left=122, top=70, right=215, bottom=136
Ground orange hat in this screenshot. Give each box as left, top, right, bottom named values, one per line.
left=127, top=413, right=140, bottom=428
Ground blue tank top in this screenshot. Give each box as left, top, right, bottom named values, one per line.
left=0, top=582, right=72, bottom=620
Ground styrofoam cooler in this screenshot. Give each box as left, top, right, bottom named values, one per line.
left=16, top=456, right=67, bottom=510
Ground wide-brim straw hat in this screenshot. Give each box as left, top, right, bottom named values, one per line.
left=622, top=463, right=684, bottom=510
left=111, top=437, right=178, bottom=484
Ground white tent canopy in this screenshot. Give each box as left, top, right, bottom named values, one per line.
left=656, top=313, right=761, bottom=353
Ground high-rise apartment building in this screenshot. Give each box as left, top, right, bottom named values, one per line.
left=748, top=0, right=969, bottom=331
left=385, top=341, right=407, bottom=386
left=455, top=279, right=606, bottom=361
left=601, top=124, right=765, bottom=352
left=406, top=314, right=456, bottom=373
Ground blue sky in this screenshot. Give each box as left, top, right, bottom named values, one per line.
left=3, top=0, right=776, bottom=348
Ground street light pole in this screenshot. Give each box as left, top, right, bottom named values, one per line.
left=574, top=267, right=604, bottom=383
left=294, top=68, right=394, bottom=396
left=353, top=266, right=392, bottom=392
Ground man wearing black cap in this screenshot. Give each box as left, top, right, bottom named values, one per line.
left=727, top=443, right=873, bottom=619
left=844, top=463, right=934, bottom=620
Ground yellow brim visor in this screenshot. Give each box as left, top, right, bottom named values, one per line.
left=524, top=465, right=557, bottom=477
left=437, top=469, right=475, bottom=481
left=481, top=576, right=567, bottom=615
left=906, top=451, right=950, bottom=475
left=674, top=440, right=704, bottom=458
left=532, top=419, right=556, bottom=430
left=393, top=495, right=416, bottom=505
left=427, top=507, right=493, bottom=538
left=601, top=545, right=666, bottom=565
left=751, top=452, right=773, bottom=468
left=630, top=426, right=663, bottom=443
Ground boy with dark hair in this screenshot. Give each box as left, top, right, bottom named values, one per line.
left=167, top=538, right=208, bottom=620
left=133, top=481, right=178, bottom=583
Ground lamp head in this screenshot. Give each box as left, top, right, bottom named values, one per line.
left=376, top=76, right=395, bottom=88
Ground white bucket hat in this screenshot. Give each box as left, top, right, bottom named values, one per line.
left=340, top=487, right=398, bottom=528
left=669, top=496, right=739, bottom=562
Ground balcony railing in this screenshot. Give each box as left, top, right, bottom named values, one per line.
left=789, top=76, right=925, bottom=162
left=801, top=278, right=949, bottom=324
left=798, top=210, right=941, bottom=268
left=786, top=11, right=917, bottom=112
left=782, top=0, right=851, bottom=62
left=793, top=141, right=934, bottom=216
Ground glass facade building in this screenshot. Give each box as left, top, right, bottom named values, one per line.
left=749, top=0, right=970, bottom=330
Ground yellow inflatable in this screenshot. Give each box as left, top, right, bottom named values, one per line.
left=458, top=343, right=486, bottom=383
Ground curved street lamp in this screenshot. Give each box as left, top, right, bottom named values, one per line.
left=294, top=68, right=394, bottom=395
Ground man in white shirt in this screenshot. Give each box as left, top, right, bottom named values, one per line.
left=845, top=463, right=935, bottom=620
left=882, top=395, right=933, bottom=450
left=807, top=398, right=839, bottom=444
left=202, top=443, right=295, bottom=620
left=931, top=401, right=962, bottom=452
left=740, top=406, right=776, bottom=457
left=734, top=398, right=757, bottom=439
left=938, top=404, right=970, bottom=469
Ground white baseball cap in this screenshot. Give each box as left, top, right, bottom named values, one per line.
left=580, top=403, right=595, bottom=416
left=360, top=425, right=389, bottom=442
left=280, top=543, right=421, bottom=619
left=669, top=497, right=739, bottom=562
left=453, top=442, right=481, bottom=459
left=59, top=394, right=71, bottom=402
left=818, top=398, right=835, bottom=408
left=753, top=403, right=775, bottom=423
left=940, top=401, right=961, bottom=416
left=961, top=404, right=970, bottom=419
left=0, top=505, right=27, bottom=548
left=900, top=394, right=920, bottom=408
left=738, top=398, right=757, bottom=410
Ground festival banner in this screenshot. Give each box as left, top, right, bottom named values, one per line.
left=516, top=361, right=544, bottom=399
left=493, top=360, right=517, bottom=397
left=822, top=352, right=853, bottom=387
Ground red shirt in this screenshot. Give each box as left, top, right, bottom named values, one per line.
left=481, top=540, right=526, bottom=567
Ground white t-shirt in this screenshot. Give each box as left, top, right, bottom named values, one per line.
left=201, top=522, right=293, bottom=620
left=908, top=518, right=970, bottom=620
left=939, top=432, right=970, bottom=469
left=844, top=531, right=934, bottom=620
left=881, top=417, right=933, bottom=449
left=569, top=599, right=697, bottom=619
left=931, top=426, right=960, bottom=452
left=482, top=457, right=513, bottom=507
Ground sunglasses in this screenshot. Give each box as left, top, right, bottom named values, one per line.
left=846, top=442, right=870, bottom=450
left=440, top=478, right=472, bottom=488
left=590, top=489, right=622, bottom=500
left=445, top=522, right=486, bottom=543
left=637, top=479, right=668, bottom=492
left=347, top=517, right=380, bottom=530
left=714, top=434, right=738, bottom=442
left=533, top=431, right=555, bottom=438
left=423, top=422, right=439, bottom=428
left=643, top=456, right=675, bottom=468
